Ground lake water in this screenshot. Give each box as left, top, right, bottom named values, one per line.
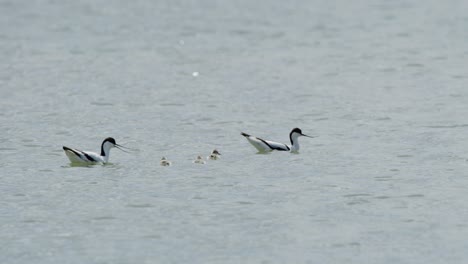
left=2, top=0, right=468, bottom=263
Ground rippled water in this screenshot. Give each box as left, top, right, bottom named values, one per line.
left=2, top=0, right=468, bottom=263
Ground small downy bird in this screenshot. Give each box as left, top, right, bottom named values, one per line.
left=193, top=155, right=206, bottom=164
left=208, top=149, right=221, bottom=160
left=63, top=137, right=129, bottom=164
left=160, top=157, right=172, bottom=166
left=241, top=128, right=314, bottom=153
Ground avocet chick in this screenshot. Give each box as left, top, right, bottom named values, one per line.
left=208, top=149, right=221, bottom=160
left=160, top=157, right=171, bottom=166
left=193, top=155, right=206, bottom=164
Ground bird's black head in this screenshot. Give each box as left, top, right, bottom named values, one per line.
left=101, top=137, right=117, bottom=156
left=100, top=137, right=130, bottom=156
left=291, top=128, right=302, bottom=134
left=103, top=137, right=116, bottom=145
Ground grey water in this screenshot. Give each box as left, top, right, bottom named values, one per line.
left=2, top=0, right=468, bottom=263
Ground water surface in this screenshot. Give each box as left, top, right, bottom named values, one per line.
left=2, top=0, right=468, bottom=263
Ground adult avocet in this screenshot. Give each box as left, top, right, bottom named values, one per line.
left=63, top=137, right=128, bottom=164
left=241, top=128, right=314, bottom=152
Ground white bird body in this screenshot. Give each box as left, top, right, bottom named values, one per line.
left=160, top=157, right=172, bottom=166
left=63, top=137, right=127, bottom=164
left=208, top=149, right=221, bottom=160
left=194, top=155, right=206, bottom=164
left=241, top=128, right=313, bottom=153
left=63, top=148, right=107, bottom=163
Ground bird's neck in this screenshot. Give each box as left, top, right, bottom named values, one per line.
left=290, top=135, right=300, bottom=152
left=101, top=143, right=112, bottom=161
left=101, top=142, right=106, bottom=156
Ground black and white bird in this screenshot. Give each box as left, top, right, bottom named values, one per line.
left=160, top=157, right=172, bottom=166
left=63, top=137, right=128, bottom=164
left=208, top=149, right=221, bottom=160
left=241, top=128, right=314, bottom=152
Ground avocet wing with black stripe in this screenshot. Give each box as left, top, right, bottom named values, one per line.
left=63, top=146, right=104, bottom=163
left=241, top=132, right=290, bottom=152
